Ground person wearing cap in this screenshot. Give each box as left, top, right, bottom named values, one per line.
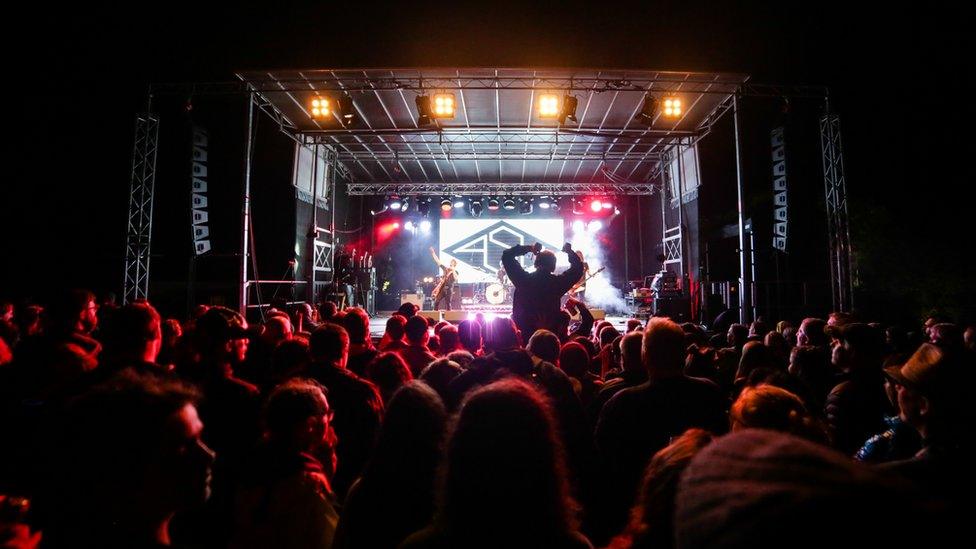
left=882, top=343, right=974, bottom=510
left=824, top=322, right=890, bottom=454
left=190, top=306, right=263, bottom=518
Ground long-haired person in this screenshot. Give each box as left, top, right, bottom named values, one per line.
left=401, top=378, right=590, bottom=548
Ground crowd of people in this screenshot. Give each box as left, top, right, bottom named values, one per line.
left=0, top=290, right=974, bottom=548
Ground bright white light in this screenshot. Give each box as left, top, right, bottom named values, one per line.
left=588, top=220, right=603, bottom=231
left=467, top=313, right=477, bottom=320
left=572, top=220, right=585, bottom=234
left=419, top=220, right=432, bottom=234
left=539, top=201, right=550, bottom=209
left=453, top=199, right=466, bottom=209
left=404, top=221, right=415, bottom=232
left=590, top=200, right=602, bottom=212
left=602, top=201, right=613, bottom=209
left=485, top=313, right=497, bottom=321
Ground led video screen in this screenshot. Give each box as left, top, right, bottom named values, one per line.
left=437, top=218, right=568, bottom=283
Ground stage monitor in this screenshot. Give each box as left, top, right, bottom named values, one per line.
left=438, top=218, right=567, bottom=283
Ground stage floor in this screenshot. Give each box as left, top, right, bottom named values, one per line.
left=368, top=311, right=632, bottom=340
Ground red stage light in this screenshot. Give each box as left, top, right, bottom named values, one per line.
left=392, top=222, right=400, bottom=229
left=590, top=199, right=602, bottom=212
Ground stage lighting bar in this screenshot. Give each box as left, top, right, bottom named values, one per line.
left=663, top=96, right=682, bottom=117
left=538, top=94, right=560, bottom=118
left=310, top=97, right=331, bottom=119
left=431, top=93, right=456, bottom=118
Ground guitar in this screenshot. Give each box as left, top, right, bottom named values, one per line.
left=569, top=266, right=605, bottom=297
left=431, top=268, right=456, bottom=304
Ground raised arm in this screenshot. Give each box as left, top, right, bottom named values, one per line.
left=501, top=244, right=535, bottom=286
left=429, top=246, right=444, bottom=269
left=554, top=243, right=585, bottom=293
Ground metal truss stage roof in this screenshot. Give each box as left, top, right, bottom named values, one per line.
left=234, top=68, right=750, bottom=190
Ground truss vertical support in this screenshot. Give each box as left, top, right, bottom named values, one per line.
left=820, top=111, right=854, bottom=313
left=661, top=147, right=684, bottom=283
left=240, top=94, right=255, bottom=313
left=732, top=94, right=752, bottom=324
left=123, top=113, right=160, bottom=304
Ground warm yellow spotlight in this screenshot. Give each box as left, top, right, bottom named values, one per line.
left=432, top=93, right=456, bottom=118
left=310, top=97, right=331, bottom=118
left=663, top=97, right=682, bottom=117
left=538, top=94, right=560, bottom=118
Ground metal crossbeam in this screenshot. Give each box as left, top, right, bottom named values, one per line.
left=123, top=113, right=159, bottom=303
left=345, top=182, right=658, bottom=196
left=820, top=112, right=855, bottom=312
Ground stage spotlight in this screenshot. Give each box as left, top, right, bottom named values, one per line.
left=518, top=200, right=533, bottom=214
left=635, top=94, right=659, bottom=125
left=538, top=94, right=560, bottom=118
left=453, top=197, right=466, bottom=209
left=560, top=95, right=578, bottom=124
left=310, top=97, right=331, bottom=119
left=415, top=95, right=433, bottom=126
left=336, top=96, right=357, bottom=126
left=588, top=220, right=603, bottom=231
left=663, top=96, right=682, bottom=118
left=538, top=196, right=551, bottom=210
left=420, top=220, right=432, bottom=234
left=487, top=198, right=500, bottom=211
left=503, top=198, right=516, bottom=211
left=590, top=199, right=603, bottom=213
left=418, top=201, right=431, bottom=217
left=551, top=198, right=561, bottom=212
left=404, top=221, right=416, bottom=232
left=400, top=197, right=410, bottom=212
left=602, top=201, right=613, bottom=210
left=389, top=196, right=403, bottom=210
left=572, top=200, right=584, bottom=215
left=572, top=220, right=585, bottom=233
left=441, top=199, right=453, bottom=212
left=471, top=200, right=483, bottom=217
left=432, top=93, right=456, bottom=118
left=392, top=222, right=400, bottom=229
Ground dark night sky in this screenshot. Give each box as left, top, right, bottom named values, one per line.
left=2, top=2, right=973, bottom=320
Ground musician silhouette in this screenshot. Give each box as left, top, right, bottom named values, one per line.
left=429, top=247, right=459, bottom=311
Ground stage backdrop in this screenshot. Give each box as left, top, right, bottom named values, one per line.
left=438, top=218, right=567, bottom=283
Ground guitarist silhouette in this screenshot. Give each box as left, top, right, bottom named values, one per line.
left=429, top=247, right=459, bottom=311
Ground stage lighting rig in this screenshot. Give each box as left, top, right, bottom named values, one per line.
left=590, top=199, right=603, bottom=213
left=453, top=197, right=466, bottom=209
left=389, top=196, right=403, bottom=211
left=310, top=97, right=331, bottom=119
left=503, top=198, right=516, bottom=211
left=470, top=199, right=483, bottom=217
left=518, top=200, right=533, bottom=215
left=662, top=96, right=682, bottom=118
left=431, top=93, right=456, bottom=118
left=538, top=93, right=560, bottom=118
left=336, top=96, right=357, bottom=126
left=560, top=95, right=578, bottom=124
left=487, top=198, right=500, bottom=211
left=635, top=94, right=659, bottom=125
left=415, top=95, right=433, bottom=126
left=441, top=198, right=453, bottom=212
